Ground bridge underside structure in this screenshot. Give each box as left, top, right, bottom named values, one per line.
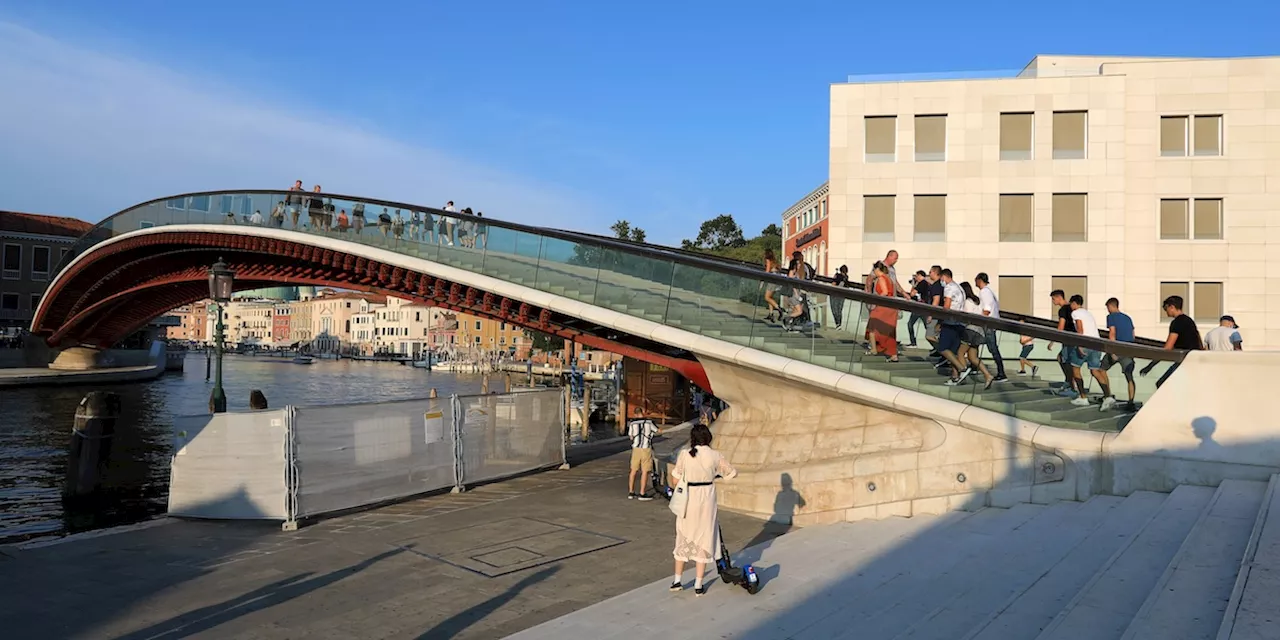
left=32, top=228, right=709, bottom=388
left=33, top=214, right=1277, bottom=531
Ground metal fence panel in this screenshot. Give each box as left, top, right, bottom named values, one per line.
left=168, top=410, right=289, bottom=519
left=292, top=398, right=455, bottom=518
left=456, top=388, right=565, bottom=486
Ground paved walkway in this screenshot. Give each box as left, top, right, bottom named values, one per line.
left=0, top=433, right=785, bottom=639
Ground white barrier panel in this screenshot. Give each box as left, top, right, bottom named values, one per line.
left=292, top=398, right=456, bottom=519
left=456, top=389, right=564, bottom=486
left=168, top=410, right=289, bottom=519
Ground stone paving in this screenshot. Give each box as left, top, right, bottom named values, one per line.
left=0, top=433, right=785, bottom=639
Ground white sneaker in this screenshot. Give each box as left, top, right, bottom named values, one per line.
left=1100, top=396, right=1117, bottom=412
left=945, top=377, right=962, bottom=386
left=1070, top=397, right=1091, bottom=407
left=956, top=368, right=972, bottom=384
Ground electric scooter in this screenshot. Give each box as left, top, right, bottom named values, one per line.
left=650, top=465, right=760, bottom=595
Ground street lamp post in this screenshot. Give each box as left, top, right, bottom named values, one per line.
left=208, top=258, right=235, bottom=413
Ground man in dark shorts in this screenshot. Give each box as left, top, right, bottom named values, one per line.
left=1141, top=295, right=1203, bottom=388
left=1049, top=289, right=1079, bottom=398
left=925, top=265, right=944, bottom=356
left=907, top=270, right=929, bottom=346
left=1103, top=297, right=1137, bottom=409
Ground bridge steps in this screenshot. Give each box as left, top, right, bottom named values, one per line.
left=511, top=482, right=1278, bottom=640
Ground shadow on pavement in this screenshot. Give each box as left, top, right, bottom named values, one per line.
left=416, top=566, right=561, bottom=639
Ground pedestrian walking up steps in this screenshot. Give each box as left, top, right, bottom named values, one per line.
left=436, top=248, right=1142, bottom=433
left=510, top=476, right=1280, bottom=640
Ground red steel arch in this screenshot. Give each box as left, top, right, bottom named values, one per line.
left=33, top=230, right=711, bottom=390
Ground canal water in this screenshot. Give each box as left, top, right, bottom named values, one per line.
left=0, top=354, right=493, bottom=543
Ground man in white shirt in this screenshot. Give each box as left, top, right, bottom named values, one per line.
left=974, top=273, right=1006, bottom=382
left=1067, top=295, right=1114, bottom=409
left=626, top=418, right=660, bottom=500
left=936, top=269, right=972, bottom=385
left=249, top=209, right=264, bottom=225
left=1204, top=315, right=1243, bottom=351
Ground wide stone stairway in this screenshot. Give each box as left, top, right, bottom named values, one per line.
left=511, top=476, right=1280, bottom=640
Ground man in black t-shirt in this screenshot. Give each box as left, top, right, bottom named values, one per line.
left=907, top=270, right=929, bottom=346
left=925, top=265, right=944, bottom=353
left=1141, top=295, right=1203, bottom=388
left=1048, top=289, right=1081, bottom=398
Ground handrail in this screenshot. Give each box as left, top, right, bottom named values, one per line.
left=57, top=189, right=1186, bottom=364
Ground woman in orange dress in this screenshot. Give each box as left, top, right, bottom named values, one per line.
left=866, top=261, right=899, bottom=361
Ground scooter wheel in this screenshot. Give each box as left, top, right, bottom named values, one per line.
left=720, top=573, right=733, bottom=584
left=745, top=583, right=759, bottom=595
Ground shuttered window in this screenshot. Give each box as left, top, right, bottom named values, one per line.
left=1160, top=116, right=1188, bottom=157
left=914, top=115, right=946, bottom=161
left=913, top=195, right=946, bottom=242
left=1051, top=193, right=1087, bottom=242
left=999, top=194, right=1034, bottom=242
left=1159, top=282, right=1190, bottom=322
left=1052, top=111, right=1087, bottom=159
left=863, top=195, right=895, bottom=241
left=999, top=113, right=1033, bottom=160
left=1051, top=276, right=1088, bottom=317
left=1193, top=115, right=1222, bottom=156
left=1160, top=199, right=1189, bottom=240
left=998, top=276, right=1033, bottom=316
left=865, top=116, right=896, bottom=162
left=1193, top=198, right=1222, bottom=239
left=1193, top=282, right=1223, bottom=321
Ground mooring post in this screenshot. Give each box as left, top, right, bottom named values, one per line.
left=481, top=374, right=490, bottom=395
left=249, top=389, right=269, bottom=410
left=429, top=387, right=438, bottom=399
left=205, top=347, right=211, bottom=381
left=64, top=391, right=121, bottom=499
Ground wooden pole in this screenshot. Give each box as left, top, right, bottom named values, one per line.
left=64, top=391, right=120, bottom=499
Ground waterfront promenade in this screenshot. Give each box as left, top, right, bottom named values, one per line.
left=0, top=430, right=785, bottom=639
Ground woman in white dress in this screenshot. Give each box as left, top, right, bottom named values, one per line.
left=670, top=424, right=737, bottom=596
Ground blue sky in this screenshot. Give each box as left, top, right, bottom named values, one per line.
left=1, top=1, right=1276, bottom=244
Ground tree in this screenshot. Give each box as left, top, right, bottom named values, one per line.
left=525, top=329, right=560, bottom=353
left=683, top=214, right=746, bottom=251
left=760, top=223, right=781, bottom=238
left=611, top=219, right=647, bottom=243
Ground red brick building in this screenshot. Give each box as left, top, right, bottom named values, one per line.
left=781, top=182, right=830, bottom=276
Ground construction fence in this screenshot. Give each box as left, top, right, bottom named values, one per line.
left=168, top=388, right=566, bottom=525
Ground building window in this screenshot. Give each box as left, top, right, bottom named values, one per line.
left=1193, top=115, right=1223, bottom=156
left=998, top=276, right=1034, bottom=316
left=1051, top=194, right=1088, bottom=242
left=1160, top=116, right=1188, bottom=156
left=2, top=244, right=20, bottom=279
left=1159, top=199, right=1189, bottom=240
left=1160, top=198, right=1222, bottom=240
left=1052, top=111, right=1087, bottom=159
left=59, top=248, right=69, bottom=263
left=864, top=116, right=896, bottom=162
left=31, top=293, right=41, bottom=310
left=187, top=195, right=211, bottom=212
left=166, top=198, right=186, bottom=210
left=863, top=195, right=895, bottom=242
left=999, top=194, right=1034, bottom=242
left=475, top=321, right=481, bottom=330
left=0, top=293, right=17, bottom=310
left=474, top=336, right=481, bottom=344
left=1193, top=198, right=1223, bottom=239
left=914, top=115, right=946, bottom=161
left=1051, top=276, right=1088, bottom=313
left=913, top=195, right=946, bottom=242
left=999, top=113, right=1033, bottom=160
left=30, top=246, right=50, bottom=281
left=1193, top=282, right=1223, bottom=321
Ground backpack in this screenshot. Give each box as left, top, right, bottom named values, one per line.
left=802, top=262, right=816, bottom=281
left=378, top=212, right=392, bottom=224
left=353, top=203, right=365, bottom=217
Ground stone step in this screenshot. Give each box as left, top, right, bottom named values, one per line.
left=1035, top=484, right=1217, bottom=640
left=831, top=498, right=1126, bottom=640
left=1120, top=479, right=1267, bottom=640
left=790, top=502, right=1083, bottom=640
left=1216, top=474, right=1280, bottom=640
left=963, top=491, right=1169, bottom=640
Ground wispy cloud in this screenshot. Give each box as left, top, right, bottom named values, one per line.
left=0, top=21, right=592, bottom=229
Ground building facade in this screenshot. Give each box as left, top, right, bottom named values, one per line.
left=0, top=211, right=92, bottom=331
left=166, top=301, right=209, bottom=342
left=272, top=303, right=292, bottom=345
left=829, top=54, right=1280, bottom=347
left=224, top=299, right=276, bottom=347
left=781, top=182, right=831, bottom=275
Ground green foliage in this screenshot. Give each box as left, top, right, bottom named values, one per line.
left=682, top=214, right=746, bottom=251
left=525, top=329, right=561, bottom=353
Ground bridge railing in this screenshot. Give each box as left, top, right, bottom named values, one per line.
left=60, top=190, right=1189, bottom=431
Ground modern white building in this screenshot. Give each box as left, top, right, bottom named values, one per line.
left=828, top=54, right=1280, bottom=347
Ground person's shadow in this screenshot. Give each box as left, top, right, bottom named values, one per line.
left=1191, top=416, right=1224, bottom=455
left=736, top=473, right=806, bottom=583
